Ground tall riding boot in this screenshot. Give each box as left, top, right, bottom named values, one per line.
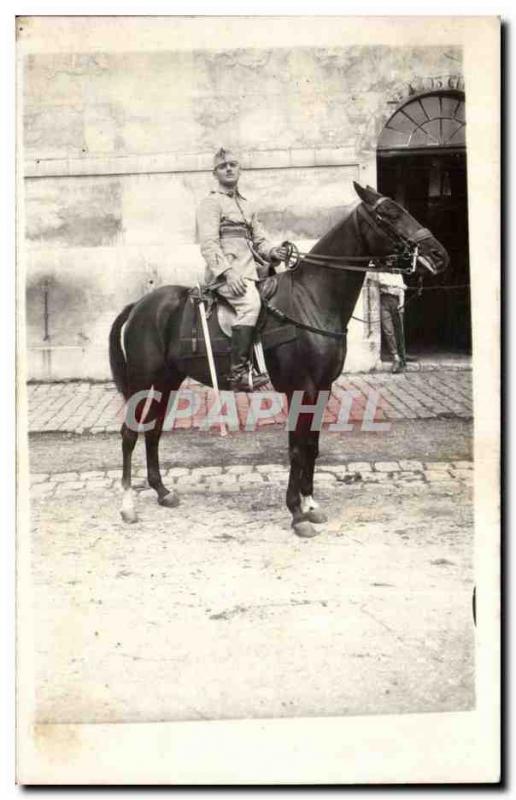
left=229, top=325, right=269, bottom=392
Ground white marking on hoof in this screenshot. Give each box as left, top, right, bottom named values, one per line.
left=300, top=495, right=319, bottom=514
left=300, top=495, right=327, bottom=524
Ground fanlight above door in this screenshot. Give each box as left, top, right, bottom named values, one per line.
left=378, top=91, right=466, bottom=150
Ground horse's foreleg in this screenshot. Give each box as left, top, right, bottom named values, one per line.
left=145, top=393, right=180, bottom=509
left=120, top=422, right=138, bottom=523
left=299, top=430, right=328, bottom=524
left=286, top=430, right=303, bottom=517
left=287, top=431, right=319, bottom=538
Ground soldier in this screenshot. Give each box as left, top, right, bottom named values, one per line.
left=197, top=147, right=288, bottom=391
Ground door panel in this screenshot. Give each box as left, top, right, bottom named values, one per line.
left=377, top=150, right=471, bottom=353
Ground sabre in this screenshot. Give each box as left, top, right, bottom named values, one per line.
left=197, top=288, right=227, bottom=437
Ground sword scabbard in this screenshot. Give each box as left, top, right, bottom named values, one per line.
left=197, top=296, right=227, bottom=437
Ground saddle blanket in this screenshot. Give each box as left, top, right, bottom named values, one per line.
left=178, top=277, right=296, bottom=359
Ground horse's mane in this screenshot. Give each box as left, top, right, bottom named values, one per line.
left=309, top=202, right=360, bottom=256
left=270, top=201, right=361, bottom=293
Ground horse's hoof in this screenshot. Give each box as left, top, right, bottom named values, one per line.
left=120, top=509, right=138, bottom=524
left=303, top=509, right=328, bottom=524
left=158, top=491, right=180, bottom=508
left=292, top=520, right=320, bottom=538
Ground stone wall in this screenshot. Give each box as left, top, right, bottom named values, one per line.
left=22, top=44, right=462, bottom=380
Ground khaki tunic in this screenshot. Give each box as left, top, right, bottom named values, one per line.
left=196, top=188, right=276, bottom=325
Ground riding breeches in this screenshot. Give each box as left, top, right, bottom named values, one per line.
left=216, top=279, right=261, bottom=326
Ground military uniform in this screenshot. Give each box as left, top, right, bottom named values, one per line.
left=196, top=146, right=282, bottom=391
left=196, top=186, right=276, bottom=325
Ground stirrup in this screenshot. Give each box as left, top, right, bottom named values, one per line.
left=228, top=366, right=253, bottom=392
left=251, top=370, right=271, bottom=389
left=229, top=366, right=269, bottom=392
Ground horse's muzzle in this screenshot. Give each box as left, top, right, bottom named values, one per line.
left=417, top=243, right=449, bottom=276
left=417, top=253, right=438, bottom=275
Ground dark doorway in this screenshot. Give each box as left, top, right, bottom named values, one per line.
left=377, top=104, right=471, bottom=355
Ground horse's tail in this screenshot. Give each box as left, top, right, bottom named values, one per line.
left=109, top=303, right=135, bottom=399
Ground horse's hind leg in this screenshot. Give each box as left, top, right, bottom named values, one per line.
left=145, top=415, right=180, bottom=509
left=120, top=421, right=139, bottom=524
left=145, top=380, right=182, bottom=508
left=120, top=380, right=169, bottom=523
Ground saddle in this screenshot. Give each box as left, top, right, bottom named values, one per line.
left=178, top=273, right=297, bottom=360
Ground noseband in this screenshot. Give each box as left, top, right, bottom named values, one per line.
left=364, top=196, right=434, bottom=249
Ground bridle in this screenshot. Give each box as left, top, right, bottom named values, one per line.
left=279, top=198, right=436, bottom=277
left=362, top=196, right=436, bottom=245
left=259, top=199, right=438, bottom=340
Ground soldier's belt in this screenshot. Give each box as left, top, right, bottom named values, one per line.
left=220, top=227, right=250, bottom=239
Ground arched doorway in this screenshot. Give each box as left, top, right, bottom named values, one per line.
left=377, top=90, right=471, bottom=355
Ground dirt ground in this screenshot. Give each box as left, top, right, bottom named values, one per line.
left=29, top=473, right=474, bottom=724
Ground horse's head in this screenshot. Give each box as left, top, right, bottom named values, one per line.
left=353, top=182, right=449, bottom=276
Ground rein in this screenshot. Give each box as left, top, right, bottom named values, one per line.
left=279, top=202, right=433, bottom=276
left=282, top=241, right=418, bottom=275
left=261, top=202, right=433, bottom=340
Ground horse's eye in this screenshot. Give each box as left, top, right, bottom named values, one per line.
left=383, top=206, right=399, bottom=221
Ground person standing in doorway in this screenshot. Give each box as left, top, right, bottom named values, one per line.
left=369, top=270, right=407, bottom=373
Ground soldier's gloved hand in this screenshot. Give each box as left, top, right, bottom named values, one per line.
left=224, top=267, right=247, bottom=297
left=270, top=245, right=288, bottom=262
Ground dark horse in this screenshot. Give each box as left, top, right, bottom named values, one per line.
left=109, top=182, right=448, bottom=536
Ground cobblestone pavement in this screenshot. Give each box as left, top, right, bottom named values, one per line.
left=29, top=461, right=474, bottom=723
left=29, top=457, right=473, bottom=497
left=27, top=369, right=473, bottom=435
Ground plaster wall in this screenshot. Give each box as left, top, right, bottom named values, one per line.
left=22, top=44, right=462, bottom=380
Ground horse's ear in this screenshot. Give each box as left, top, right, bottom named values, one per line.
left=353, top=181, right=382, bottom=207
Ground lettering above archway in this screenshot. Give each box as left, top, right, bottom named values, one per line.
left=378, top=91, right=465, bottom=151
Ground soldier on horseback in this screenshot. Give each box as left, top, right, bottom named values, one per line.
left=197, top=147, right=288, bottom=392
left=112, top=177, right=448, bottom=529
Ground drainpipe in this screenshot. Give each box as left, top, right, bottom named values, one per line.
left=43, top=278, right=50, bottom=342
